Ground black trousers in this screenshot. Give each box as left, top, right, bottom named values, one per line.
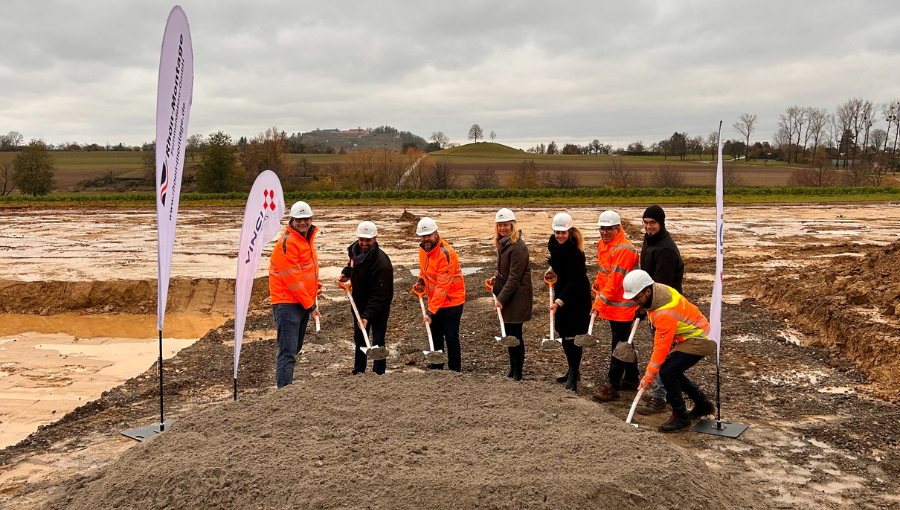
left=658, top=351, right=706, bottom=415
left=608, top=319, right=640, bottom=389
left=430, top=304, right=463, bottom=372
left=353, top=317, right=388, bottom=374
left=504, top=322, right=524, bottom=372
left=561, top=338, right=583, bottom=371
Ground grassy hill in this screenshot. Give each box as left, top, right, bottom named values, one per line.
left=433, top=142, right=525, bottom=157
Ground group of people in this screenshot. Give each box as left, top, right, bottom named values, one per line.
left=267, top=201, right=717, bottom=432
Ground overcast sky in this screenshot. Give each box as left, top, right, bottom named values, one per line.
left=2, top=1, right=899, bottom=150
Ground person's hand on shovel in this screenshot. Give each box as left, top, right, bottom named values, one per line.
left=549, top=302, right=559, bottom=314
left=639, top=375, right=652, bottom=393
left=494, top=300, right=503, bottom=311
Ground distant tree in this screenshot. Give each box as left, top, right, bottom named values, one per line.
left=186, top=134, right=206, bottom=161
left=669, top=132, right=688, bottom=160
left=424, top=159, right=457, bottom=189
left=870, top=128, right=888, bottom=152
left=430, top=131, right=450, bottom=150
left=590, top=139, right=601, bottom=155
left=787, top=152, right=839, bottom=187
left=543, top=165, right=579, bottom=188
left=468, top=124, right=483, bottom=143
left=507, top=159, right=543, bottom=188
left=603, top=157, right=642, bottom=188
left=723, top=140, right=746, bottom=161
left=561, top=143, right=580, bottom=155
left=626, top=141, right=645, bottom=154
left=490, top=131, right=496, bottom=143
left=723, top=162, right=743, bottom=187
left=12, top=140, right=56, bottom=196
left=472, top=167, right=500, bottom=189
left=197, top=132, right=243, bottom=192
left=732, top=113, right=757, bottom=161
left=650, top=164, right=686, bottom=188
left=242, top=127, right=288, bottom=178
left=688, top=136, right=704, bottom=160
left=0, top=160, right=13, bottom=195
left=546, top=141, right=558, bottom=154
left=706, top=131, right=720, bottom=160
left=4, top=131, right=24, bottom=149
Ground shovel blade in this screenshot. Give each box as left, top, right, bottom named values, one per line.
left=499, top=336, right=520, bottom=347
left=612, top=342, right=637, bottom=363
left=424, top=350, right=447, bottom=364
left=573, top=335, right=597, bottom=348
left=365, top=346, right=389, bottom=361
left=541, top=338, right=561, bottom=351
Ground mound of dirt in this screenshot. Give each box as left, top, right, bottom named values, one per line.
left=0, top=277, right=269, bottom=315
left=752, top=240, right=900, bottom=400
left=46, top=374, right=763, bottom=510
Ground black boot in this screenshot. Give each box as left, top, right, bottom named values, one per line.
left=556, top=370, right=569, bottom=383
left=506, top=347, right=515, bottom=378
left=659, top=411, right=692, bottom=433
left=565, top=366, right=579, bottom=392
left=513, top=345, right=524, bottom=381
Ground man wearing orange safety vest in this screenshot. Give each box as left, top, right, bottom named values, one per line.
left=413, top=217, right=465, bottom=372
left=623, top=269, right=716, bottom=432
left=269, top=201, right=322, bottom=388
left=591, top=210, right=641, bottom=403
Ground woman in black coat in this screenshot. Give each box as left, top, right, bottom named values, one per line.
left=490, top=208, right=533, bottom=381
left=547, top=212, right=592, bottom=391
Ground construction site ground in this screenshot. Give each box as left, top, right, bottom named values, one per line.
left=0, top=203, right=899, bottom=508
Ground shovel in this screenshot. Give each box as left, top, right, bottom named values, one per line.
left=412, top=285, right=447, bottom=364
left=573, top=312, right=598, bottom=348
left=314, top=295, right=321, bottom=332
left=541, top=272, right=561, bottom=351
left=485, top=279, right=518, bottom=346
left=611, top=317, right=641, bottom=364
left=338, top=280, right=388, bottom=361
left=625, top=388, right=644, bottom=428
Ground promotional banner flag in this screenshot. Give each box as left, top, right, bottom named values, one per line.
left=156, top=6, right=193, bottom=331
left=234, top=171, right=285, bottom=384
left=710, top=121, right=724, bottom=361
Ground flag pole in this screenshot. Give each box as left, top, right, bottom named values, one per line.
left=159, top=330, right=165, bottom=430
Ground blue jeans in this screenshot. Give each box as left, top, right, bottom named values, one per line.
left=649, top=323, right=667, bottom=400
left=273, top=303, right=312, bottom=388
left=353, top=317, right=388, bottom=374
left=430, top=304, right=463, bottom=372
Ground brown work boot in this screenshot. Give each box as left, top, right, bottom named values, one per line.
left=592, top=383, right=620, bottom=402
left=620, top=380, right=640, bottom=391
left=658, top=412, right=692, bottom=433
left=636, top=397, right=667, bottom=415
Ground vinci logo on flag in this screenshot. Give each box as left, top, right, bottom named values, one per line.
left=234, top=171, right=285, bottom=379
left=155, top=6, right=193, bottom=331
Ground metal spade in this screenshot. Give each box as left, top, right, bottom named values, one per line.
left=541, top=272, right=561, bottom=351
left=625, top=388, right=644, bottom=428
left=412, top=285, right=447, bottom=364
left=611, top=317, right=641, bottom=364
left=485, top=279, right=518, bottom=346
left=573, top=312, right=599, bottom=348
left=338, top=280, right=387, bottom=360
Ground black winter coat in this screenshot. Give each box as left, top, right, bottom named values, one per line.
left=640, top=229, right=684, bottom=294
left=547, top=235, right=592, bottom=337
left=340, top=241, right=394, bottom=323
left=493, top=233, right=533, bottom=323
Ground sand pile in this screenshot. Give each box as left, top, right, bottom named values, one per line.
left=47, top=373, right=763, bottom=510
left=752, top=239, right=900, bottom=400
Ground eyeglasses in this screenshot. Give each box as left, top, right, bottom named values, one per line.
left=292, top=217, right=312, bottom=222
left=598, top=226, right=618, bottom=232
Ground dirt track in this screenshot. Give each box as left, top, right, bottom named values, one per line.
left=1, top=203, right=899, bottom=509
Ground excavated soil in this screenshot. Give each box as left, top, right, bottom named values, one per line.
left=44, top=374, right=761, bottom=510
left=752, top=240, right=900, bottom=402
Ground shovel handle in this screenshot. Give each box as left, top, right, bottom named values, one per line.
left=588, top=312, right=596, bottom=336
left=344, top=288, right=370, bottom=348
left=315, top=296, right=320, bottom=332
left=626, top=388, right=645, bottom=425
left=627, top=317, right=640, bottom=345
left=418, top=297, right=436, bottom=352
left=549, top=286, right=555, bottom=342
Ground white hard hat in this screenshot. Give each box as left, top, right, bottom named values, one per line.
left=416, top=217, right=438, bottom=236
left=622, top=270, right=654, bottom=299
left=356, top=221, right=377, bottom=239
left=495, top=208, right=516, bottom=223
left=597, top=210, right=621, bottom=227
left=551, top=212, right=573, bottom=232
left=289, top=201, right=313, bottom=219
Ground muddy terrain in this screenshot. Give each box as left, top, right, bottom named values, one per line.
left=0, top=203, right=899, bottom=509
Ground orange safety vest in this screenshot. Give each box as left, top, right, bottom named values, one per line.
left=642, top=285, right=716, bottom=384
left=269, top=224, right=319, bottom=307
left=418, top=235, right=466, bottom=314
left=592, top=228, right=639, bottom=321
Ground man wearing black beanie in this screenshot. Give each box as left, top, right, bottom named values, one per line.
left=635, top=204, right=685, bottom=415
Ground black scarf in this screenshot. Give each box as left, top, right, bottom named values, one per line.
left=547, top=234, right=580, bottom=268
left=348, top=240, right=378, bottom=267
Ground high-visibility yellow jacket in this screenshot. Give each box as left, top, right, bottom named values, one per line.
left=642, top=284, right=717, bottom=384
left=592, top=228, right=639, bottom=321
left=269, top=224, right=319, bottom=308
left=418, top=235, right=465, bottom=314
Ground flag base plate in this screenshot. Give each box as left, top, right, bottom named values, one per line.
left=692, top=418, right=748, bottom=438
left=121, top=420, right=175, bottom=442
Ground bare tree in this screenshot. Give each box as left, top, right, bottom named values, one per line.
left=837, top=98, right=864, bottom=168
left=186, top=134, right=206, bottom=161
left=507, top=159, right=543, bottom=189
left=807, top=108, right=829, bottom=161
left=490, top=131, right=496, bottom=143
left=842, top=160, right=870, bottom=186
left=687, top=136, right=704, bottom=160
left=467, top=124, right=483, bottom=143
left=650, top=164, right=686, bottom=188
left=0, top=160, right=13, bottom=195
left=4, top=131, right=24, bottom=149
left=603, top=157, right=643, bottom=188
left=787, top=153, right=839, bottom=187
left=706, top=132, right=720, bottom=160
left=472, top=167, right=500, bottom=189
left=423, top=159, right=457, bottom=189
left=732, top=113, right=757, bottom=160
left=543, top=165, right=579, bottom=188
left=430, top=131, right=449, bottom=149
left=723, top=162, right=743, bottom=187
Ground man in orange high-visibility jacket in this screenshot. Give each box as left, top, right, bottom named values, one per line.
left=413, top=217, right=465, bottom=372
left=591, top=210, right=641, bottom=403
left=269, top=201, right=322, bottom=388
left=623, top=269, right=717, bottom=433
